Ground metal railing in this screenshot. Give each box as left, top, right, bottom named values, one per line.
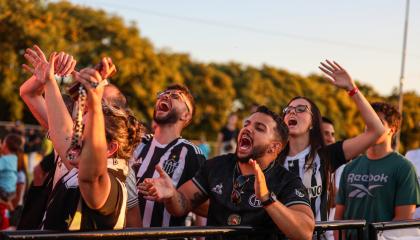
left=0, top=220, right=367, bottom=240
left=315, top=220, right=365, bottom=240
left=369, top=219, right=420, bottom=240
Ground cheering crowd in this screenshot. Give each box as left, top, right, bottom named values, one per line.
left=0, top=45, right=419, bottom=240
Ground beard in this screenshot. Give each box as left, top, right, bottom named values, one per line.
left=153, top=108, right=179, bottom=125
left=236, top=144, right=269, bottom=163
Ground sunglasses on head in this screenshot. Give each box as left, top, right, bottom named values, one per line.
left=231, top=175, right=250, bottom=205
left=157, top=90, right=191, bottom=113
left=282, top=104, right=311, bottom=115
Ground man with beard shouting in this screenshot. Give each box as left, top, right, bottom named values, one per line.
left=139, top=106, right=314, bottom=240
left=131, top=84, right=206, bottom=227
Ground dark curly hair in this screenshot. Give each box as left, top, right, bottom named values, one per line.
left=254, top=105, right=288, bottom=146
left=371, top=102, right=401, bottom=136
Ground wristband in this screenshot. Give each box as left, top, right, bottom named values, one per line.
left=348, top=86, right=359, bottom=97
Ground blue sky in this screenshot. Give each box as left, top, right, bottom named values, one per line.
left=67, top=0, right=419, bottom=95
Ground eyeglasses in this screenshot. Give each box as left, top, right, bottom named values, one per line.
left=282, top=105, right=311, bottom=115
left=231, top=175, right=250, bottom=205
left=157, top=90, right=191, bottom=113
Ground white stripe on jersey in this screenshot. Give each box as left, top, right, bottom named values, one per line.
left=284, top=146, right=323, bottom=221
left=141, top=138, right=182, bottom=227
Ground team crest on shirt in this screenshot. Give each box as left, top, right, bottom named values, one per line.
left=248, top=194, right=262, bottom=208
left=163, top=154, right=179, bottom=175
left=211, top=183, right=223, bottom=195
left=295, top=189, right=305, bottom=198
left=227, top=214, right=241, bottom=225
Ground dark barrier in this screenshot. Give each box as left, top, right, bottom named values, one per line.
left=315, top=220, right=365, bottom=240
left=0, top=220, right=366, bottom=240
left=369, top=219, right=420, bottom=240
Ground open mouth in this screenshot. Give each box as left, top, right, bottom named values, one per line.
left=238, top=133, right=253, bottom=151
left=288, top=119, right=298, bottom=127
left=157, top=101, right=171, bottom=112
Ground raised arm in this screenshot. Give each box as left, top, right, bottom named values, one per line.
left=20, top=48, right=76, bottom=129
left=19, top=75, right=48, bottom=129
left=74, top=68, right=110, bottom=209
left=319, top=60, right=385, bottom=160
left=139, top=165, right=208, bottom=217
left=32, top=47, right=76, bottom=164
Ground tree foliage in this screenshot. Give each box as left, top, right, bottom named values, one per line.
left=0, top=0, right=419, bottom=152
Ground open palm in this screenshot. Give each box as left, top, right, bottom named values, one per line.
left=319, top=60, right=355, bottom=91
left=138, top=165, right=175, bottom=202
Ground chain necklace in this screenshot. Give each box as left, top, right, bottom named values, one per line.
left=66, top=84, right=87, bottom=162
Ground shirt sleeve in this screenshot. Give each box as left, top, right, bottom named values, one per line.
left=183, top=145, right=206, bottom=181
left=192, top=160, right=211, bottom=196
left=278, top=174, right=311, bottom=207
left=125, top=169, right=139, bottom=209
left=336, top=165, right=348, bottom=205
left=319, top=141, right=346, bottom=172
left=97, top=173, right=125, bottom=216
left=395, top=160, right=420, bottom=207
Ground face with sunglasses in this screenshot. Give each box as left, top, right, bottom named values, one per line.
left=153, top=90, right=192, bottom=125
left=283, top=98, right=313, bottom=136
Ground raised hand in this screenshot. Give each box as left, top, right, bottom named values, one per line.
left=23, top=45, right=52, bottom=84
left=138, top=165, right=176, bottom=202
left=248, top=159, right=269, bottom=201
left=319, top=60, right=356, bottom=91
left=54, top=51, right=77, bottom=77
left=73, top=68, right=107, bottom=103
left=95, top=57, right=117, bottom=79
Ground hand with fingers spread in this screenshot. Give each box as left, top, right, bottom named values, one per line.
left=54, top=51, right=77, bottom=77
left=23, top=45, right=54, bottom=85
left=319, top=60, right=356, bottom=91
left=138, top=165, right=176, bottom=202
left=248, top=159, right=269, bottom=201
left=95, top=57, right=117, bottom=79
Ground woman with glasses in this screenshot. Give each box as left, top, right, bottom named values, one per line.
left=278, top=60, right=385, bottom=225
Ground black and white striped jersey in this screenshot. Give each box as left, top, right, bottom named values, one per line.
left=132, top=135, right=206, bottom=227
left=283, top=141, right=345, bottom=221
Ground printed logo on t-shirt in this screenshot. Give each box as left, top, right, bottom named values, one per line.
left=347, top=173, right=388, bottom=198
left=308, top=184, right=322, bottom=199
left=349, top=184, right=383, bottom=198
left=248, top=194, right=262, bottom=208
left=295, top=189, right=305, bottom=198
left=211, top=183, right=223, bottom=195
left=162, top=155, right=179, bottom=175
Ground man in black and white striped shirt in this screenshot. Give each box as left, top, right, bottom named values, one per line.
left=130, top=84, right=206, bottom=227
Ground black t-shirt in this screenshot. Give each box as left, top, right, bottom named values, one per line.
left=132, top=136, right=206, bottom=227
left=42, top=168, right=126, bottom=231
left=192, top=153, right=310, bottom=240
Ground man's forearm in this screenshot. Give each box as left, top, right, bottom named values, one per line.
left=264, top=203, right=314, bottom=240
left=164, top=191, right=192, bottom=217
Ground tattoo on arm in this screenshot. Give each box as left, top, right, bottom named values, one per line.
left=176, top=191, right=188, bottom=213
left=190, top=191, right=207, bottom=209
